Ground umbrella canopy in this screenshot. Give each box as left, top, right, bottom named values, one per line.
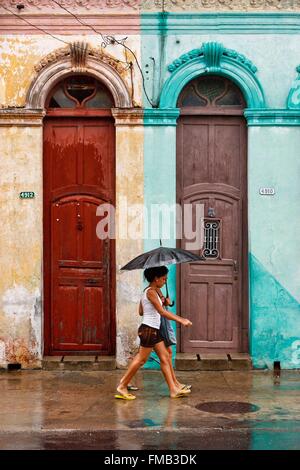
left=120, top=246, right=205, bottom=271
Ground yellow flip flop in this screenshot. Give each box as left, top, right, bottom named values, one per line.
left=180, top=385, right=192, bottom=392
left=114, top=392, right=136, bottom=400
left=172, top=391, right=190, bottom=399
left=181, top=384, right=192, bottom=390
left=178, top=387, right=191, bottom=394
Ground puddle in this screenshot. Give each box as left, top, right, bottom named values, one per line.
left=195, top=401, right=260, bottom=414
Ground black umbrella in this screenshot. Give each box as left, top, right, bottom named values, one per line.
left=121, top=240, right=205, bottom=306
left=120, top=245, right=204, bottom=270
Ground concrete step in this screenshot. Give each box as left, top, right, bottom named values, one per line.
left=175, top=353, right=252, bottom=371
left=42, top=356, right=116, bottom=371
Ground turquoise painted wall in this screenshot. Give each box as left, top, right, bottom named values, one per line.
left=142, top=125, right=177, bottom=369
left=249, top=127, right=300, bottom=369
left=141, top=13, right=300, bottom=368
left=163, top=34, right=299, bottom=107
left=141, top=13, right=300, bottom=108
left=141, top=13, right=178, bottom=369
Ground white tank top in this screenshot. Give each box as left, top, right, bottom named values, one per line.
left=141, top=287, right=162, bottom=329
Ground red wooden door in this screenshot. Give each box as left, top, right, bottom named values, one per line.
left=44, top=118, right=115, bottom=354
left=177, top=113, right=248, bottom=353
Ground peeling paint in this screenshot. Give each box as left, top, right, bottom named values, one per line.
left=0, top=35, right=142, bottom=107
left=4, top=337, right=39, bottom=366
left=118, top=278, right=141, bottom=304
left=2, top=285, right=39, bottom=319
left=0, top=122, right=43, bottom=367
left=250, top=254, right=300, bottom=369
left=116, top=329, right=140, bottom=368
left=115, top=117, right=144, bottom=367
left=0, top=285, right=42, bottom=365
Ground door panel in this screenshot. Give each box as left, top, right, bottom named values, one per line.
left=82, top=285, right=104, bottom=345
left=213, top=123, right=242, bottom=187
left=44, top=118, right=115, bottom=354
left=82, top=199, right=106, bottom=265
left=53, top=284, right=80, bottom=347
left=82, top=124, right=112, bottom=192
left=177, top=115, right=247, bottom=353
left=51, top=125, right=79, bottom=189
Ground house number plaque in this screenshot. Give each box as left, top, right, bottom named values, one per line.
left=20, top=191, right=35, bottom=199
left=259, top=188, right=275, bottom=196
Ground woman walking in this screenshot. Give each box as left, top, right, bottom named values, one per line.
left=156, top=291, right=192, bottom=392
left=134, top=288, right=191, bottom=393
left=115, top=266, right=192, bottom=400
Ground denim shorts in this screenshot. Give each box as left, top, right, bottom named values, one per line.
left=138, top=323, right=163, bottom=348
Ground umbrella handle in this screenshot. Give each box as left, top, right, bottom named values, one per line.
left=165, top=281, right=175, bottom=308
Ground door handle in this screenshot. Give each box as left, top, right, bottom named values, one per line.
left=85, top=279, right=98, bottom=285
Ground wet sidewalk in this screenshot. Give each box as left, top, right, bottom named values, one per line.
left=0, top=369, right=299, bottom=450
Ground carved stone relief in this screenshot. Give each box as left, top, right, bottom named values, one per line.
left=3, top=0, right=140, bottom=11
left=287, top=66, right=300, bottom=109
left=168, top=42, right=257, bottom=74
left=2, top=0, right=300, bottom=11
left=34, top=42, right=127, bottom=75
left=149, top=0, right=300, bottom=10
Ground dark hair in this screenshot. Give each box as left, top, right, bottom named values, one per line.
left=144, top=266, right=169, bottom=283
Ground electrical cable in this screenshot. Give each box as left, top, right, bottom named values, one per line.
left=50, top=0, right=109, bottom=45
left=1, top=2, right=155, bottom=106
left=0, top=4, right=131, bottom=69
left=1, top=3, right=77, bottom=46
left=50, top=0, right=155, bottom=106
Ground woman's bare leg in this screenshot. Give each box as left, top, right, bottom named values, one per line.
left=154, top=342, right=182, bottom=397
left=117, top=346, right=152, bottom=395
left=166, top=346, right=185, bottom=389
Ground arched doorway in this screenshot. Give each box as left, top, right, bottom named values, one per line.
left=43, top=75, right=116, bottom=355
left=177, top=75, right=248, bottom=353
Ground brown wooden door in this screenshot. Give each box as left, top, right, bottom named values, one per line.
left=44, top=117, right=115, bottom=355
left=177, top=115, right=248, bottom=353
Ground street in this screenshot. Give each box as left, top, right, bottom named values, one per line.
left=0, top=369, right=299, bottom=450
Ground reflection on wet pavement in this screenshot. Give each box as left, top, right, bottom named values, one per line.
left=0, top=369, right=299, bottom=450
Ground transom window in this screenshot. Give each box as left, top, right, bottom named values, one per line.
left=177, top=76, right=245, bottom=108
left=47, top=75, right=114, bottom=109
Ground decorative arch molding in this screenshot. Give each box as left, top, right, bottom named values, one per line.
left=26, top=42, right=131, bottom=109
left=159, top=42, right=266, bottom=109
left=287, top=65, right=300, bottom=109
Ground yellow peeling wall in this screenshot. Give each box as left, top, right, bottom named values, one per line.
left=0, top=35, right=142, bottom=107
left=0, top=124, right=43, bottom=368
left=115, top=116, right=144, bottom=367
left=0, top=36, right=41, bottom=107
left=0, top=34, right=143, bottom=368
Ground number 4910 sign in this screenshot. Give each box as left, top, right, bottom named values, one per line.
left=259, top=187, right=275, bottom=196
left=20, top=191, right=35, bottom=199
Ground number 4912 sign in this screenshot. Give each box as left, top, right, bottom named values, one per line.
left=20, top=191, right=35, bottom=199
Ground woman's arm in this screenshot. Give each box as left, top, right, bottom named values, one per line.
left=146, top=289, right=192, bottom=327
left=138, top=300, right=143, bottom=316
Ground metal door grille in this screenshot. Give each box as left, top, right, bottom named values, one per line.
left=203, top=219, right=220, bottom=259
